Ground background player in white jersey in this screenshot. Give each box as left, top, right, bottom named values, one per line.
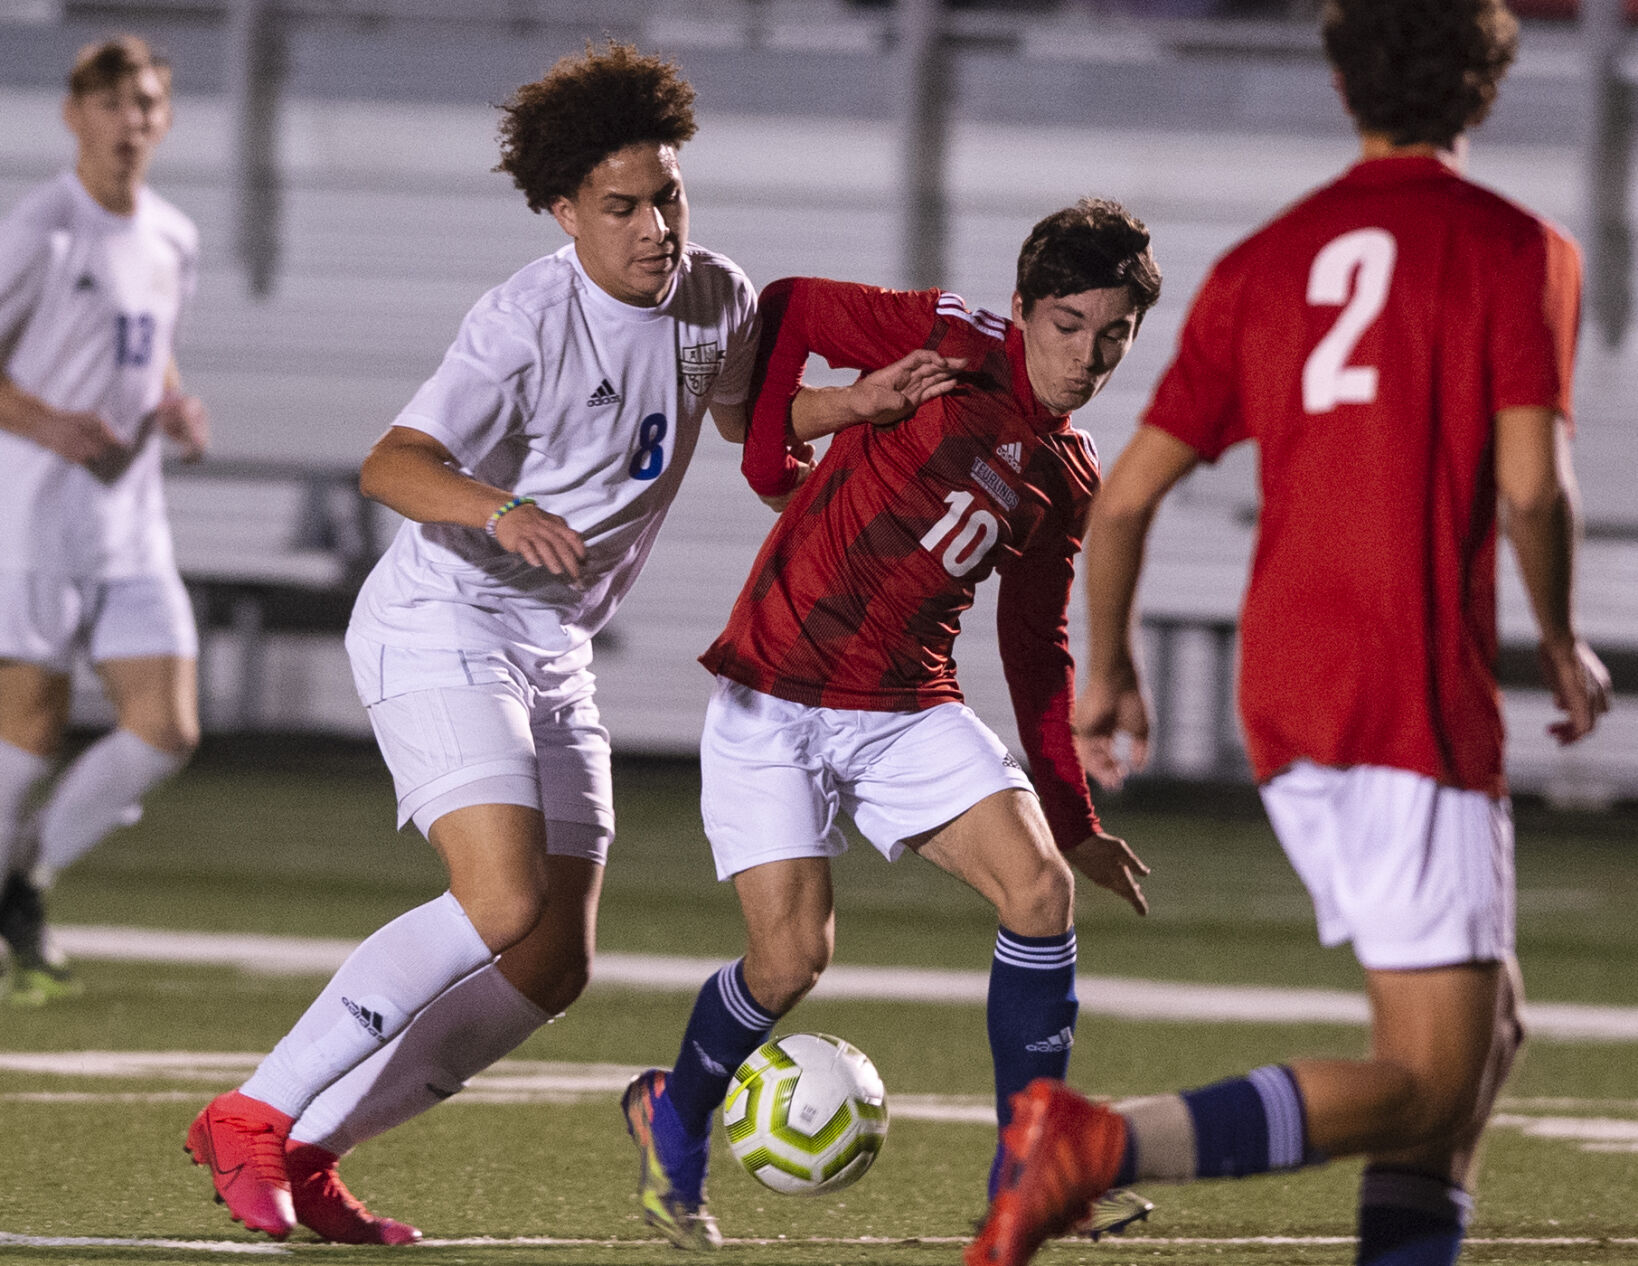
left=0, top=35, right=208, bottom=1007
left=182, top=40, right=951, bottom=1245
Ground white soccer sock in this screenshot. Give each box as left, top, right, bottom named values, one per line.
left=33, top=729, right=186, bottom=884
left=290, top=961, right=550, bottom=1155
left=241, top=891, right=495, bottom=1119
left=0, top=739, right=52, bottom=877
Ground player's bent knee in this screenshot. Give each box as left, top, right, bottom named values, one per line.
left=1392, top=1066, right=1491, bottom=1149
left=745, top=943, right=830, bottom=1014
left=519, top=957, right=591, bottom=1015
left=144, top=723, right=199, bottom=758
left=994, top=856, right=1075, bottom=938
left=461, top=888, right=548, bottom=955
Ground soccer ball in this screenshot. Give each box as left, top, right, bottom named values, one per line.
left=722, top=1032, right=889, bottom=1196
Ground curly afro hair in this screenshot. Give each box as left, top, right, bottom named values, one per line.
left=1323, top=0, right=1518, bottom=148
left=1015, top=197, right=1162, bottom=318
left=496, top=40, right=697, bottom=214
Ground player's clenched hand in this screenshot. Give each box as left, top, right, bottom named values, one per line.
left=1064, top=829, right=1150, bottom=916
left=492, top=502, right=587, bottom=582
left=761, top=442, right=817, bottom=512
left=156, top=392, right=210, bottom=463
left=1538, top=636, right=1611, bottom=745
left=1074, top=667, right=1150, bottom=791
left=846, top=350, right=967, bottom=427
left=39, top=407, right=123, bottom=465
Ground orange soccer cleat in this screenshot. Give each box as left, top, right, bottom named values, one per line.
left=966, top=1079, right=1129, bottom=1266
left=286, top=1143, right=422, bottom=1245
left=185, top=1090, right=297, bottom=1239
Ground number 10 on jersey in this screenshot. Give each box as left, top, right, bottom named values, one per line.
left=920, top=490, right=999, bottom=578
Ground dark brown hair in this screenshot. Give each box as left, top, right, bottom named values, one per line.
left=1016, top=198, right=1162, bottom=318
left=496, top=40, right=697, bottom=214
left=1322, top=0, right=1518, bottom=148
left=68, top=35, right=171, bottom=99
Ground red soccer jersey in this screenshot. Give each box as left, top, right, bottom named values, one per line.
left=1144, top=155, right=1580, bottom=795
left=701, top=277, right=1104, bottom=847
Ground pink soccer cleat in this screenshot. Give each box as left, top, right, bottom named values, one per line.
left=965, top=1079, right=1129, bottom=1266
left=286, top=1142, right=422, bottom=1245
left=185, top=1090, right=297, bottom=1239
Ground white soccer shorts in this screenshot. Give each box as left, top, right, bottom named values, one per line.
left=0, top=571, right=198, bottom=673
left=1260, top=759, right=1515, bottom=971
left=699, top=674, right=1037, bottom=881
left=346, top=633, right=613, bottom=860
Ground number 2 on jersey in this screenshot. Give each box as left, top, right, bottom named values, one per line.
left=1301, top=228, right=1396, bottom=414
left=919, top=490, right=999, bottom=578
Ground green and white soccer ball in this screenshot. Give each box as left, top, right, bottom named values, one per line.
left=722, top=1032, right=889, bottom=1196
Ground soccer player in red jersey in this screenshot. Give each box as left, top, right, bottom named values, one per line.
left=967, top=5, right=1613, bottom=1266
left=620, top=199, right=1160, bottom=1248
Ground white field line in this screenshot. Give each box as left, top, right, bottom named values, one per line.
left=5, top=1232, right=1638, bottom=1254
left=4, top=1054, right=1636, bottom=1152
left=50, top=925, right=1638, bottom=1043
left=0, top=1233, right=285, bottom=1254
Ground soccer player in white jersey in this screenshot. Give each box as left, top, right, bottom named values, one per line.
left=0, top=36, right=208, bottom=1007
left=182, top=41, right=954, bottom=1244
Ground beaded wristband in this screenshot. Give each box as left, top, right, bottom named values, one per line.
left=484, top=495, right=535, bottom=538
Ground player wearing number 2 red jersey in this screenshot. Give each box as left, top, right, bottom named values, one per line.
left=969, top=6, right=1612, bottom=1266
left=621, top=199, right=1159, bottom=1249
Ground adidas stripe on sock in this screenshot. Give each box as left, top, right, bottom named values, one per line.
left=986, top=926, right=1079, bottom=1198
left=664, top=959, right=779, bottom=1139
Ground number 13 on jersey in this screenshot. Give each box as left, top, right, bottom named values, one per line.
left=1302, top=228, right=1396, bottom=415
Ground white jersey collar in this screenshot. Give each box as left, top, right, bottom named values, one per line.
left=63, top=169, right=146, bottom=226
left=565, top=242, right=687, bottom=323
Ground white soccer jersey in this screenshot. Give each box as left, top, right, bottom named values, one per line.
left=0, top=172, right=198, bottom=578
left=350, top=241, right=757, bottom=659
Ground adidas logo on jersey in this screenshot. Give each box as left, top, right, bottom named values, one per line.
left=996, top=441, right=1023, bottom=472
left=587, top=378, right=622, bottom=407
left=1024, top=1026, right=1075, bottom=1054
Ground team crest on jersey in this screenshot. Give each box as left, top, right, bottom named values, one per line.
left=970, top=457, right=1019, bottom=511
left=680, top=340, right=723, bottom=396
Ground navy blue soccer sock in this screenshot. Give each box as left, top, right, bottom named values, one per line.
left=1355, top=1166, right=1472, bottom=1266
left=986, top=926, right=1078, bottom=1196
left=1114, top=1064, right=1317, bottom=1186
left=662, top=958, right=779, bottom=1140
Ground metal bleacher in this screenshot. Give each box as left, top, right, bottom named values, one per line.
left=2, top=0, right=1633, bottom=800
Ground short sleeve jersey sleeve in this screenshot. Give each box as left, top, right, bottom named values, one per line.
left=393, top=290, right=541, bottom=470
left=1489, top=219, right=1580, bottom=425
left=0, top=199, right=53, bottom=370
left=1140, top=255, right=1249, bottom=461
left=705, top=256, right=759, bottom=408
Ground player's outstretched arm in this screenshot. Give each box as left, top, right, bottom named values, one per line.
left=1495, top=406, right=1611, bottom=744
left=360, top=425, right=586, bottom=581
left=0, top=374, right=122, bottom=465
left=1063, top=828, right=1150, bottom=916
left=1076, top=426, right=1198, bottom=788
left=790, top=349, right=967, bottom=441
